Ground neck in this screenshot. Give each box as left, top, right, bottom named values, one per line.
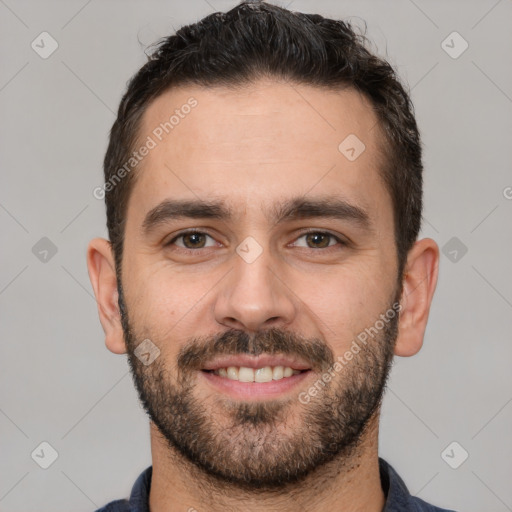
left=148, top=412, right=385, bottom=512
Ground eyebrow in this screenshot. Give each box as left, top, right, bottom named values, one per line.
left=141, top=196, right=373, bottom=235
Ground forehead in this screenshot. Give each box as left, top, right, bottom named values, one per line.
left=128, top=80, right=391, bottom=227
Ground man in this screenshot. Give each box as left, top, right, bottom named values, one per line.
left=87, top=1, right=452, bottom=510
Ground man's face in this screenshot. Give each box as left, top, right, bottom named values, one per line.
left=118, top=80, right=401, bottom=489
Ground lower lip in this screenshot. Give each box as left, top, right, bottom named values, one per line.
left=200, top=370, right=312, bottom=400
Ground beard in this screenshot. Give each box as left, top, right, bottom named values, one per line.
left=118, top=282, right=400, bottom=492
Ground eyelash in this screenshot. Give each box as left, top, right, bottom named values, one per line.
left=165, top=229, right=347, bottom=253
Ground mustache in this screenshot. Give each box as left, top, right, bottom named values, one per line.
left=176, top=327, right=335, bottom=374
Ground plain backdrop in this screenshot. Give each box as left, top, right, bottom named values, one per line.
left=1, top=1, right=511, bottom=511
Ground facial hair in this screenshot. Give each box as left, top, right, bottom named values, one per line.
left=118, top=282, right=399, bottom=492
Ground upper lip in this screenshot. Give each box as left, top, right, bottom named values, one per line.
left=202, top=354, right=312, bottom=371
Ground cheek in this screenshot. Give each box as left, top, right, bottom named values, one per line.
left=132, top=279, right=193, bottom=330
left=124, top=248, right=186, bottom=311
left=296, top=262, right=393, bottom=349
left=124, top=267, right=214, bottom=354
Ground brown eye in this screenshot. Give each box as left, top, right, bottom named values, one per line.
left=181, top=232, right=207, bottom=248
left=293, top=231, right=343, bottom=250
left=305, top=232, right=331, bottom=248
left=167, top=231, right=216, bottom=250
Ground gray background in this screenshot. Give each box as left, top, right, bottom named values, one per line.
left=1, top=0, right=511, bottom=510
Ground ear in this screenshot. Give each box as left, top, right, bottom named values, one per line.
left=394, top=238, right=439, bottom=357
left=86, top=237, right=127, bottom=354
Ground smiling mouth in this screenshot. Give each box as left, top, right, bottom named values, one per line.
left=202, top=366, right=310, bottom=383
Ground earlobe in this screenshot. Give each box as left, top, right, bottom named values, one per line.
left=394, top=238, right=440, bottom=357
left=86, top=238, right=127, bottom=354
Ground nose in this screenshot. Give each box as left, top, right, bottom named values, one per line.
left=214, top=246, right=296, bottom=334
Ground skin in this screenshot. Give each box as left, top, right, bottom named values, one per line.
left=87, top=79, right=439, bottom=511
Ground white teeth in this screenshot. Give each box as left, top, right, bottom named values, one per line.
left=272, top=365, right=284, bottom=380
left=213, top=365, right=303, bottom=382
left=227, top=366, right=238, bottom=380
left=238, top=367, right=254, bottom=382
left=255, top=366, right=273, bottom=383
